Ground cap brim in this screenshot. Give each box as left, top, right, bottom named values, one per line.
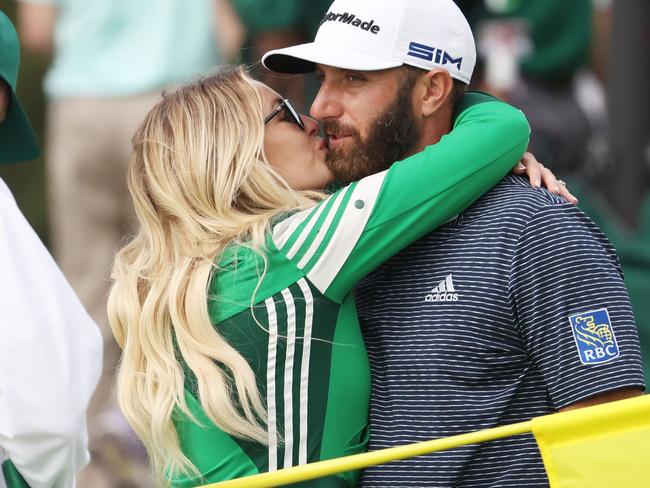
left=262, top=41, right=402, bottom=74
left=0, top=90, right=40, bottom=164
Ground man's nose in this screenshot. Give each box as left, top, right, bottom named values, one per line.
left=310, top=86, right=342, bottom=121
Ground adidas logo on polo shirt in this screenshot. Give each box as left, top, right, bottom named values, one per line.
left=424, top=274, right=459, bottom=302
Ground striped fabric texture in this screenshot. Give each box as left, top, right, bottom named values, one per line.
left=264, top=278, right=315, bottom=470
left=273, top=171, right=386, bottom=295
left=357, top=176, right=646, bottom=488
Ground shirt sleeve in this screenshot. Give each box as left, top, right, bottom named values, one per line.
left=509, top=202, right=646, bottom=409
left=0, top=181, right=102, bottom=488
left=272, top=93, right=530, bottom=302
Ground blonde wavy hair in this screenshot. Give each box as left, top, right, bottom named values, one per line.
left=108, top=67, right=323, bottom=483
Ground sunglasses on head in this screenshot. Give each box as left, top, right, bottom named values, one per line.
left=264, top=98, right=305, bottom=131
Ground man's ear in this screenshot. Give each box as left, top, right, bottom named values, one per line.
left=419, top=69, right=454, bottom=117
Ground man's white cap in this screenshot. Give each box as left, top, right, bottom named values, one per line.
left=262, top=0, right=476, bottom=84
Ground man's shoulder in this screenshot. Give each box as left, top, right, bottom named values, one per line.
left=462, top=175, right=570, bottom=222
left=477, top=174, right=568, bottom=209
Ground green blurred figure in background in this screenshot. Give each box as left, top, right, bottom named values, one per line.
left=457, top=0, right=594, bottom=174
left=231, top=0, right=331, bottom=111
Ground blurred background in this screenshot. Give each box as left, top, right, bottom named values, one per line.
left=0, top=0, right=648, bottom=486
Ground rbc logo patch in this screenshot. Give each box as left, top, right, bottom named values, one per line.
left=569, top=308, right=620, bottom=365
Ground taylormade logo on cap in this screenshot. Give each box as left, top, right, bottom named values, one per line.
left=320, top=11, right=381, bottom=34
left=262, top=0, right=476, bottom=84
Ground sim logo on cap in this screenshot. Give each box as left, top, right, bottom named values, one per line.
left=407, top=41, right=463, bottom=70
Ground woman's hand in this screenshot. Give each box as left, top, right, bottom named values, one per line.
left=512, top=152, right=578, bottom=205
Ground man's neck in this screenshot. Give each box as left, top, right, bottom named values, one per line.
left=406, top=109, right=453, bottom=157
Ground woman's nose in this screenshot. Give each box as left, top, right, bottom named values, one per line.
left=302, top=114, right=320, bottom=136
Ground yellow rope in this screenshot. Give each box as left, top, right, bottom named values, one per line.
left=201, top=420, right=532, bottom=488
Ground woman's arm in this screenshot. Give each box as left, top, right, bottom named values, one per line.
left=273, top=93, right=529, bottom=302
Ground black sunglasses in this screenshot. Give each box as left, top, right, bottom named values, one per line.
left=264, top=98, right=305, bottom=131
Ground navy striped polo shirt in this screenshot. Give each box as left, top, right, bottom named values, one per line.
left=356, top=175, right=646, bottom=487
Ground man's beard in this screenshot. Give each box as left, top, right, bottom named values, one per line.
left=324, top=79, right=422, bottom=184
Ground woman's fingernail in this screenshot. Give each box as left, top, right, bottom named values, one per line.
left=517, top=162, right=526, bottom=170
